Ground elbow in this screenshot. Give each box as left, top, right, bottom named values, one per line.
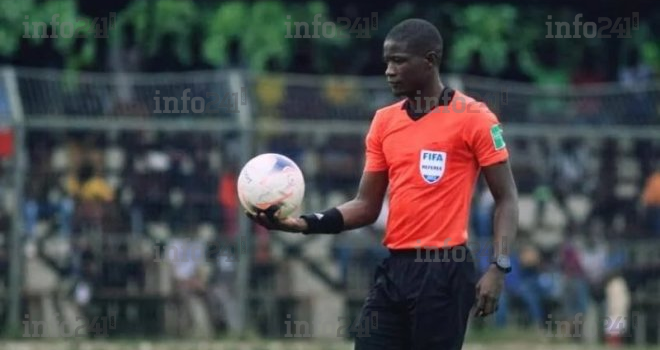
left=506, top=191, right=519, bottom=205
left=496, top=184, right=519, bottom=204
left=494, top=190, right=519, bottom=210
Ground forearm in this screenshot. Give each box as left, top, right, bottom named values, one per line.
left=492, top=195, right=518, bottom=257
left=336, top=198, right=380, bottom=231
left=299, top=198, right=379, bottom=234
left=300, top=171, right=387, bottom=234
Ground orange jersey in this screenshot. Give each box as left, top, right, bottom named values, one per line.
left=364, top=89, right=509, bottom=249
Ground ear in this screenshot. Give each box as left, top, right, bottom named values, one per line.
left=425, top=51, right=438, bottom=68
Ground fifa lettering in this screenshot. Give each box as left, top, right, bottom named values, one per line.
left=423, top=153, right=443, bottom=161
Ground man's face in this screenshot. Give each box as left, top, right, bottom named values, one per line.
left=383, top=39, right=431, bottom=98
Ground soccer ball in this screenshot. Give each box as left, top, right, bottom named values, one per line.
left=237, top=153, right=305, bottom=219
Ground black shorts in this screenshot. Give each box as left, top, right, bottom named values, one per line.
left=352, top=245, right=478, bottom=350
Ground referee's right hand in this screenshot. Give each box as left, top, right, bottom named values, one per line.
left=245, top=205, right=308, bottom=233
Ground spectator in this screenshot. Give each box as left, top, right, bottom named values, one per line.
left=550, top=139, right=591, bottom=227
left=66, top=162, right=114, bottom=203
left=571, top=52, right=606, bottom=124
left=603, top=274, right=631, bottom=348
left=587, top=139, right=620, bottom=233
left=66, top=161, right=115, bottom=233
left=640, top=161, right=660, bottom=236
left=559, top=226, right=591, bottom=321
left=218, top=164, right=239, bottom=238
left=165, top=234, right=214, bottom=338
left=580, top=221, right=630, bottom=347
left=207, top=250, right=240, bottom=334
left=580, top=223, right=609, bottom=289
left=618, top=48, right=655, bottom=125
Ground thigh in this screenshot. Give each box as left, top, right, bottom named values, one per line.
left=410, top=252, right=478, bottom=350
left=354, top=262, right=409, bottom=350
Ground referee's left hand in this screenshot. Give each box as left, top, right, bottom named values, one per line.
left=473, top=265, right=505, bottom=317
left=245, top=205, right=308, bottom=233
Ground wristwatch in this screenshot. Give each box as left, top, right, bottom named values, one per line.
left=492, top=255, right=512, bottom=273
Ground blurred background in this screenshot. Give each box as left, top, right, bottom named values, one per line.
left=0, top=0, right=659, bottom=349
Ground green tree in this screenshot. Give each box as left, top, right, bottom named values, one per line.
left=446, top=4, right=520, bottom=75
left=202, top=1, right=335, bottom=72
left=0, top=1, right=36, bottom=56
left=115, top=0, right=198, bottom=66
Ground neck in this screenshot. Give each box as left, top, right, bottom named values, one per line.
left=407, top=77, right=445, bottom=114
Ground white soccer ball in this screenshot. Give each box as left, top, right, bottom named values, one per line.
left=237, top=153, right=305, bottom=219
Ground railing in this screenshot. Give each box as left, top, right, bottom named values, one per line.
left=6, top=67, right=660, bottom=126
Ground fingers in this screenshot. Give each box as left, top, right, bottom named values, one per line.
left=482, top=297, right=497, bottom=316
left=245, top=210, right=274, bottom=228
left=474, top=294, right=499, bottom=317
left=473, top=281, right=501, bottom=317
left=245, top=204, right=284, bottom=229
left=262, top=204, right=281, bottom=222
left=473, top=285, right=485, bottom=317
left=257, top=211, right=277, bottom=228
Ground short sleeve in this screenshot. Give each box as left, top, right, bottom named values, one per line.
left=364, top=113, right=388, bottom=172
left=464, top=110, right=509, bottom=167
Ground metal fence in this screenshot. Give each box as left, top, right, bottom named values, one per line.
left=1, top=67, right=659, bottom=344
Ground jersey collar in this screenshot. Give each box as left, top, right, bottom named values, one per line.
left=402, top=87, right=456, bottom=121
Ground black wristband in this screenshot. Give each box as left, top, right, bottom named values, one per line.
left=300, top=207, right=344, bottom=234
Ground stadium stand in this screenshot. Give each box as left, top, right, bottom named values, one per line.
left=0, top=67, right=659, bottom=344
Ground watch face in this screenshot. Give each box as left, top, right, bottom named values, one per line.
left=497, top=255, right=511, bottom=268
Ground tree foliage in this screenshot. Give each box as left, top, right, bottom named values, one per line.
left=0, top=0, right=657, bottom=78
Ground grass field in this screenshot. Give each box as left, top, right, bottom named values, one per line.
left=1, top=329, right=656, bottom=350
left=1, top=340, right=657, bottom=350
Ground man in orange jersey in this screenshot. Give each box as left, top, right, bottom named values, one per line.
left=248, top=18, right=519, bottom=350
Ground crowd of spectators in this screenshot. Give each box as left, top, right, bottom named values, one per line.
left=0, top=55, right=658, bottom=341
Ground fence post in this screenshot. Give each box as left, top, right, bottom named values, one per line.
left=2, top=66, right=27, bottom=337
left=230, top=69, right=255, bottom=336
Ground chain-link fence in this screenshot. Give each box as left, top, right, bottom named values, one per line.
left=1, top=67, right=659, bottom=344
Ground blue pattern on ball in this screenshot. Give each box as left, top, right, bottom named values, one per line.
left=273, top=155, right=295, bottom=171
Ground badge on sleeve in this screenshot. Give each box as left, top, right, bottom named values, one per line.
left=490, top=124, right=506, bottom=150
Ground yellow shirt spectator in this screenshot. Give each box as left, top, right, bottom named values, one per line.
left=67, top=175, right=114, bottom=202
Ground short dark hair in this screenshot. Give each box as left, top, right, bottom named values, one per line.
left=385, top=18, right=443, bottom=65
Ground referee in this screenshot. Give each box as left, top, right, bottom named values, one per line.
left=249, top=18, right=519, bottom=350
